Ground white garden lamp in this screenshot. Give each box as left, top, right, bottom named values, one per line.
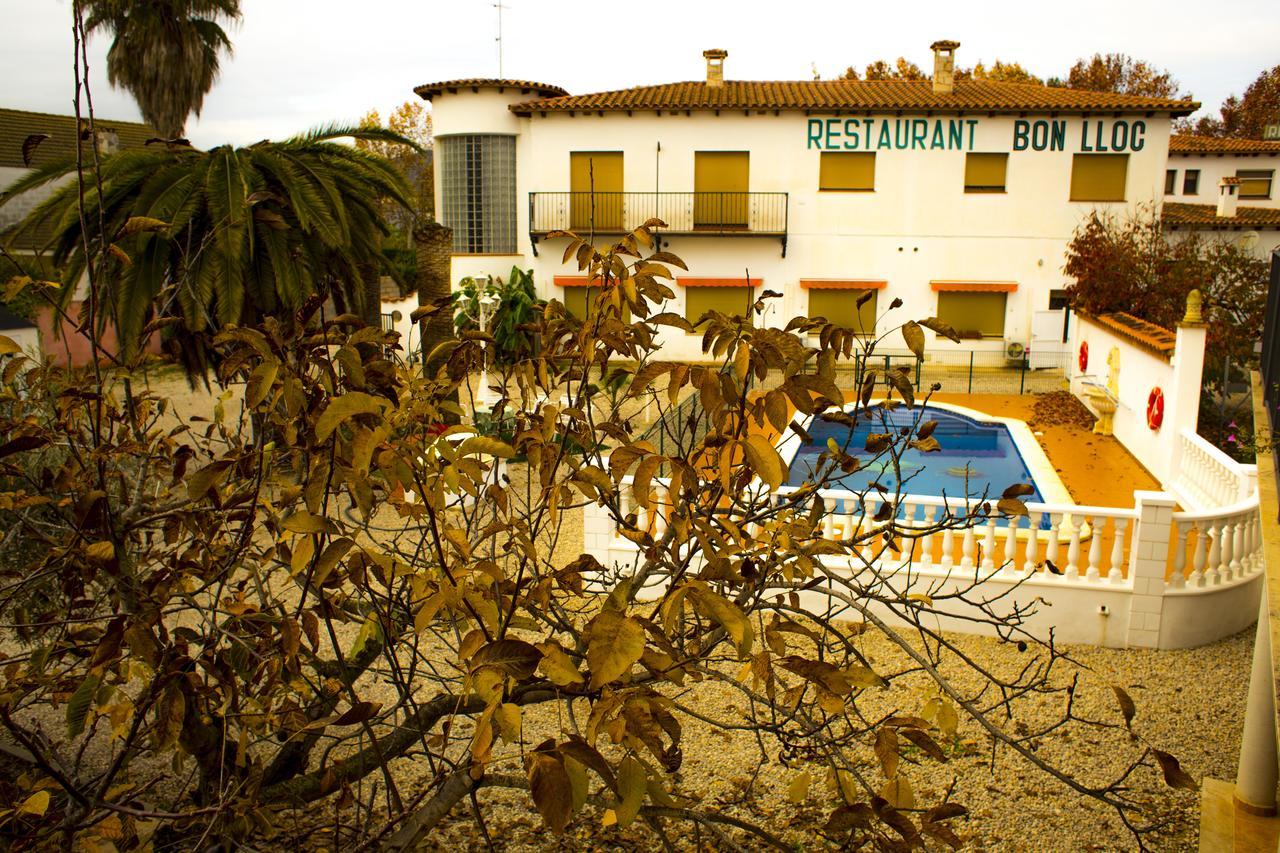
left=477, top=292, right=499, bottom=411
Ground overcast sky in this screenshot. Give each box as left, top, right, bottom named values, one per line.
left=2, top=0, right=1277, bottom=148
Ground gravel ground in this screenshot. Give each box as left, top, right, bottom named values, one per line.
left=60, top=367, right=1255, bottom=850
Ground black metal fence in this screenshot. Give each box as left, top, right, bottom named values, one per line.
left=850, top=347, right=1071, bottom=396
left=1259, top=250, right=1280, bottom=497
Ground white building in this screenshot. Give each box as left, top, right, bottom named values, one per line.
left=417, top=41, right=1199, bottom=362
left=1163, top=135, right=1280, bottom=258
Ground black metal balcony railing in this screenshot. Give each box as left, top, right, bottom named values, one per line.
left=528, top=191, right=789, bottom=256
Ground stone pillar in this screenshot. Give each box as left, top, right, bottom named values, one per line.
left=1235, top=586, right=1279, bottom=815
left=1126, top=490, right=1178, bottom=648
left=413, top=220, right=453, bottom=370
left=1166, top=315, right=1207, bottom=479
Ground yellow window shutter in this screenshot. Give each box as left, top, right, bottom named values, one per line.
left=685, top=286, right=754, bottom=325
left=570, top=152, right=624, bottom=230
left=807, top=289, right=877, bottom=334
left=694, top=152, right=750, bottom=227
left=819, top=152, right=875, bottom=191
left=1237, top=170, right=1273, bottom=199
left=1070, top=154, right=1128, bottom=202
left=936, top=292, right=1007, bottom=338
left=964, top=153, right=1007, bottom=192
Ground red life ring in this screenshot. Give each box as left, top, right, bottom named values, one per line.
left=1146, top=387, right=1164, bottom=430
left=1078, top=341, right=1089, bottom=372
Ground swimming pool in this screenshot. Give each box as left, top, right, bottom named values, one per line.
left=784, top=404, right=1046, bottom=504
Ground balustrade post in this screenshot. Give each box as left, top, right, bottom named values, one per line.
left=1107, top=517, right=1127, bottom=584
left=1024, top=511, right=1042, bottom=575
left=1125, top=491, right=1177, bottom=649
left=920, top=505, right=936, bottom=569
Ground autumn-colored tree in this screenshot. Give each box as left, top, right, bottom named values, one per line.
left=1065, top=53, right=1186, bottom=99
left=356, top=100, right=434, bottom=241
left=847, top=58, right=927, bottom=81
left=1190, top=65, right=1280, bottom=138
left=1064, top=209, right=1269, bottom=456
left=960, top=60, right=1044, bottom=86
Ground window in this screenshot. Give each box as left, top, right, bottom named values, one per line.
left=819, top=152, right=876, bottom=191
left=694, top=151, right=749, bottom=227
left=1238, top=169, right=1274, bottom=200
left=562, top=284, right=630, bottom=322
left=1069, top=154, right=1128, bottom=202
left=936, top=292, right=1007, bottom=338
left=1183, top=169, right=1200, bottom=195
left=438, top=135, right=517, bottom=253
left=1164, top=169, right=1177, bottom=195
left=570, top=151, right=624, bottom=230
left=964, top=153, right=1008, bottom=193
left=685, top=286, right=755, bottom=326
left=807, top=288, right=878, bottom=334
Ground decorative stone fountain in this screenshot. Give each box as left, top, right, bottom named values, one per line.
left=1086, top=346, right=1120, bottom=435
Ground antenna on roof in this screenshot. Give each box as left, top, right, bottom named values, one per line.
left=494, top=2, right=507, bottom=78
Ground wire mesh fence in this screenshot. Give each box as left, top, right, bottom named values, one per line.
left=851, top=347, right=1072, bottom=396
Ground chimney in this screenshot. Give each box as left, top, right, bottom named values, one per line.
left=703, top=49, right=728, bottom=88
left=930, top=40, right=960, bottom=95
left=1217, top=176, right=1240, bottom=218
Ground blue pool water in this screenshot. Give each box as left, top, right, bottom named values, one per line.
left=786, top=406, right=1045, bottom=505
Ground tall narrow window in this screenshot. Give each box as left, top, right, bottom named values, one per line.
left=694, top=152, right=749, bottom=228
left=1238, top=169, right=1274, bottom=200
left=1183, top=169, right=1200, bottom=195
left=819, top=152, right=876, bottom=191
left=438, top=135, right=517, bottom=253
left=964, top=153, right=1008, bottom=193
left=1164, top=169, right=1177, bottom=195
left=569, top=152, right=624, bottom=231
left=1069, top=154, right=1128, bottom=202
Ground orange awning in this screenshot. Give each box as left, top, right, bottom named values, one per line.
left=553, top=276, right=601, bottom=287
left=930, top=280, right=1018, bottom=293
left=800, top=279, right=887, bottom=290
left=678, top=277, right=762, bottom=288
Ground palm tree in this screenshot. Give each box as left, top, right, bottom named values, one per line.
left=1, top=126, right=414, bottom=372
left=84, top=0, right=242, bottom=139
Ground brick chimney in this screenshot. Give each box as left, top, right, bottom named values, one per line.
left=930, top=40, right=960, bottom=95
left=703, top=49, right=728, bottom=88
left=1217, top=176, right=1240, bottom=218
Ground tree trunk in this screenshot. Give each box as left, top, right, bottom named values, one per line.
left=413, top=221, right=453, bottom=369
left=358, top=262, right=382, bottom=329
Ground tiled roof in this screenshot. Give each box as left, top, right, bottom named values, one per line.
left=509, top=80, right=1198, bottom=116
left=0, top=108, right=156, bottom=170
left=1088, top=312, right=1176, bottom=357
left=1169, top=134, right=1280, bottom=155
left=414, top=78, right=568, bottom=101
left=1162, top=202, right=1280, bottom=229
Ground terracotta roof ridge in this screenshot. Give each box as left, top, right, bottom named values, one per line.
left=0, top=106, right=152, bottom=129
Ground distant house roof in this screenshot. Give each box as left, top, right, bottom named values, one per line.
left=0, top=108, right=157, bottom=170
left=414, top=78, right=568, bottom=101
left=1163, top=202, right=1280, bottom=230
left=507, top=79, right=1198, bottom=116
left=1169, top=134, right=1280, bottom=156
left=0, top=306, right=36, bottom=331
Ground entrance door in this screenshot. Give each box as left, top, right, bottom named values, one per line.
left=1030, top=309, right=1068, bottom=369
left=694, top=151, right=749, bottom=229
left=570, top=152, right=623, bottom=231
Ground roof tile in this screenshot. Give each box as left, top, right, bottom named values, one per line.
left=414, top=78, right=568, bottom=101
left=509, top=79, right=1198, bottom=116
left=1169, top=134, right=1280, bottom=155
left=1162, top=202, right=1280, bottom=229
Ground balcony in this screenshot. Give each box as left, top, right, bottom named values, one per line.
left=528, top=191, right=789, bottom=256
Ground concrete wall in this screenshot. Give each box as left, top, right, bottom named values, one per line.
left=34, top=302, right=163, bottom=367
left=1068, top=314, right=1205, bottom=487
left=430, top=88, right=1178, bottom=362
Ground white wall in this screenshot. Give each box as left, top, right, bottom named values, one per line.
left=1166, top=153, right=1280, bottom=208
left=429, top=90, right=1180, bottom=362
left=1068, top=314, right=1206, bottom=486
